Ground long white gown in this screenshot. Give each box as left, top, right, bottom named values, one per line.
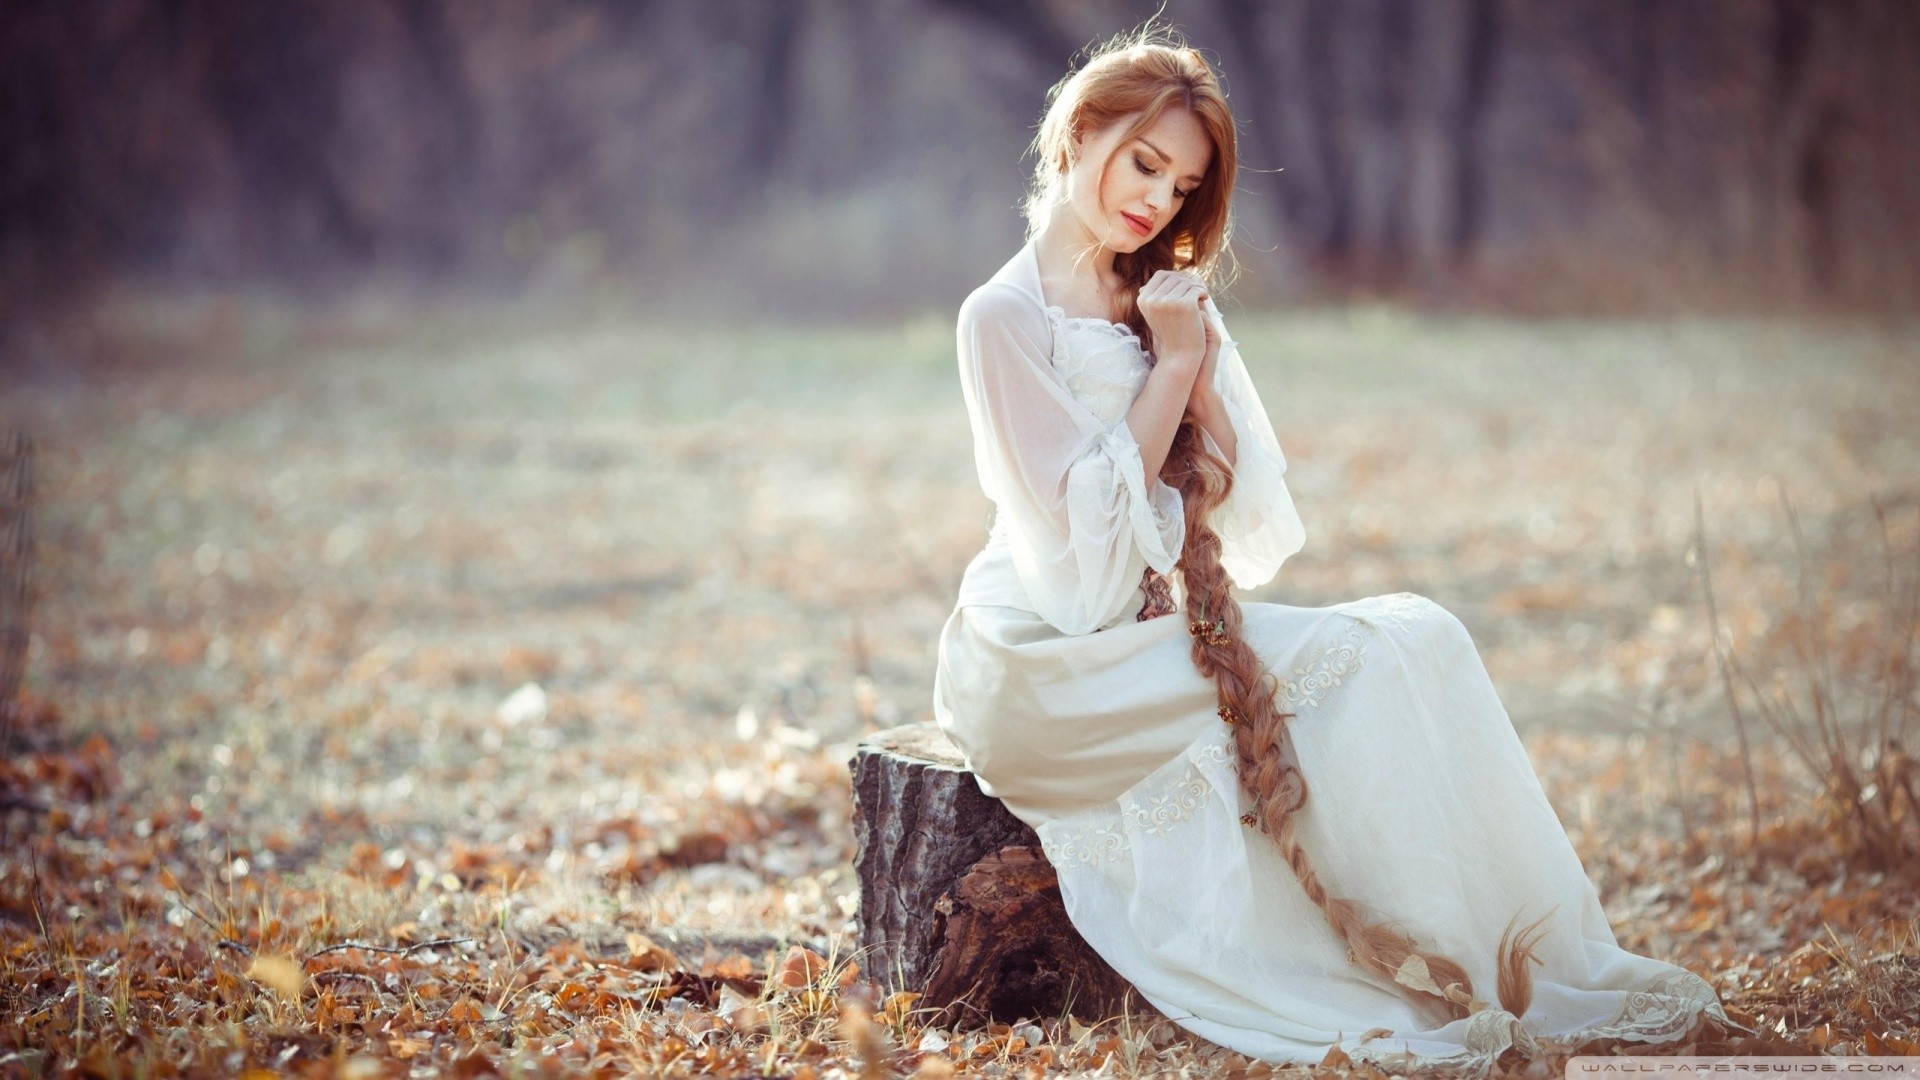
left=930, top=238, right=1730, bottom=1076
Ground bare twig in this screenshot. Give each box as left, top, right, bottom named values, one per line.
left=27, top=845, right=51, bottom=948
left=1777, top=481, right=1843, bottom=757
left=1701, top=485, right=1920, bottom=868
left=309, top=970, right=383, bottom=994
left=306, top=937, right=471, bottom=962
left=169, top=890, right=247, bottom=952
left=1871, top=501, right=1920, bottom=851
left=1692, top=488, right=1761, bottom=845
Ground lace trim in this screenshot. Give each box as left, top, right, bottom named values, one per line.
left=1054, top=349, right=1147, bottom=386
left=1271, top=592, right=1439, bottom=708
left=1340, top=590, right=1436, bottom=635
left=1345, top=968, right=1729, bottom=1079
left=1276, top=617, right=1370, bottom=710
left=1580, top=968, right=1728, bottom=1043
left=1044, top=304, right=1143, bottom=348
left=1039, top=731, right=1235, bottom=868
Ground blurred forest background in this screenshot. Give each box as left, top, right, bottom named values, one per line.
left=6, top=0, right=1920, bottom=353
left=3, top=1, right=1919, bottom=1076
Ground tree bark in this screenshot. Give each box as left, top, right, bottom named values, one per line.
left=848, top=722, right=1154, bottom=1027
left=0, top=433, right=33, bottom=746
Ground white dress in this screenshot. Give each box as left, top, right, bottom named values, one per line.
left=931, top=239, right=1730, bottom=1076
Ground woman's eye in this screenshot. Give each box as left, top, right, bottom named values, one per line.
left=1136, top=155, right=1191, bottom=198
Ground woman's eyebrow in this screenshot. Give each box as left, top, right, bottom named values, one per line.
left=1137, top=138, right=1205, bottom=184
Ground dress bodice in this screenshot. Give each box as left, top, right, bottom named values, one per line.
left=954, top=238, right=1306, bottom=630
left=1044, top=307, right=1151, bottom=425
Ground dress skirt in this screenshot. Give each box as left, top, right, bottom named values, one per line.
left=932, top=589, right=1729, bottom=1076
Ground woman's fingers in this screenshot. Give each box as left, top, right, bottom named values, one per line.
left=1147, top=269, right=1194, bottom=290
left=1138, top=270, right=1210, bottom=318
left=1145, top=269, right=1184, bottom=299
left=1147, top=273, right=1194, bottom=301
left=1162, top=272, right=1207, bottom=303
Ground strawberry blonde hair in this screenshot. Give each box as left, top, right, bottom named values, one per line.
left=1023, top=19, right=1551, bottom=1028
left=1021, top=21, right=1238, bottom=335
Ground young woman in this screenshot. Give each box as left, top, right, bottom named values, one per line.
left=931, top=24, right=1735, bottom=1076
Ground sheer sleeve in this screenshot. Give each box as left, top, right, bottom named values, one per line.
left=956, top=283, right=1186, bottom=635
left=1194, top=297, right=1308, bottom=590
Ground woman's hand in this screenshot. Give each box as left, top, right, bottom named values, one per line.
left=1138, top=269, right=1210, bottom=370
left=1186, top=306, right=1222, bottom=413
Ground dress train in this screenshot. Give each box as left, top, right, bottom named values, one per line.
left=946, top=592, right=1730, bottom=1075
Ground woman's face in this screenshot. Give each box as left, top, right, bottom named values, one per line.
left=1066, top=105, right=1213, bottom=254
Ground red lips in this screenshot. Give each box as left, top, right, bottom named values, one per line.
left=1122, top=212, right=1152, bottom=236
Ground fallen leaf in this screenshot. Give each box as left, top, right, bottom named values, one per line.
left=774, top=944, right=828, bottom=991
left=881, top=990, right=921, bottom=1027
left=1392, top=954, right=1441, bottom=995
left=245, top=955, right=304, bottom=1002
left=625, top=932, right=679, bottom=973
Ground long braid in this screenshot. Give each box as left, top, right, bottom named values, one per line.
left=1156, top=415, right=1555, bottom=1027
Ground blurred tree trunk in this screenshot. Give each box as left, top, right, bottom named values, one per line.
left=3, top=0, right=1917, bottom=325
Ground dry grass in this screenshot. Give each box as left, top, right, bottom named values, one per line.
left=1695, top=488, right=1918, bottom=868
left=1, top=291, right=1917, bottom=1075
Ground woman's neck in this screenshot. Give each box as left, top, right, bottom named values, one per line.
left=1033, top=205, right=1122, bottom=314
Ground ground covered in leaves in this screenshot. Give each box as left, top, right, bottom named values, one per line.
left=2, top=292, right=1918, bottom=1076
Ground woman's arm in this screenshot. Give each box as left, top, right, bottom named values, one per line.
left=1132, top=270, right=1212, bottom=479
left=1185, top=385, right=1237, bottom=470
left=956, top=282, right=1189, bottom=634
left=1128, top=350, right=1204, bottom=481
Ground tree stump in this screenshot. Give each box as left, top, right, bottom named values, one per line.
left=848, top=721, right=1157, bottom=1028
